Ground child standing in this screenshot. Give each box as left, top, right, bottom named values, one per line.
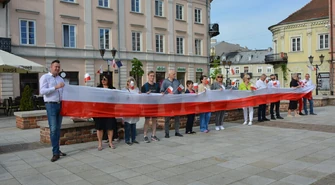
left=185, top=80, right=196, bottom=134
left=122, top=77, right=140, bottom=145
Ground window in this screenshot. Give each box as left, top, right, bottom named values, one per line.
left=98, top=0, right=109, bottom=7
left=20, top=73, right=38, bottom=96
left=244, top=66, right=249, bottom=73
left=132, top=32, right=141, bottom=51
left=176, top=4, right=183, bottom=20
left=20, top=20, right=36, bottom=45
left=291, top=37, right=301, bottom=52
left=63, top=25, right=76, bottom=48
left=257, top=67, right=263, bottom=73
left=99, top=28, right=110, bottom=49
left=267, top=67, right=272, bottom=73
left=236, top=80, right=240, bottom=87
left=194, top=8, right=201, bottom=23
left=129, top=71, right=142, bottom=87
left=176, top=37, right=184, bottom=54
left=155, top=0, right=163, bottom=16
left=131, top=0, right=140, bottom=13
left=155, top=34, right=164, bottom=53
left=319, top=34, right=329, bottom=49
left=235, top=67, right=240, bottom=74
left=62, top=0, right=75, bottom=2
left=195, top=39, right=201, bottom=55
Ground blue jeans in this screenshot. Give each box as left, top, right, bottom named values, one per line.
left=45, top=103, right=63, bottom=155
left=303, top=98, right=314, bottom=114
left=200, top=112, right=211, bottom=132
left=124, top=122, right=136, bottom=143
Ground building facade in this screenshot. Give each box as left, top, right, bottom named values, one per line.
left=0, top=0, right=213, bottom=99
left=268, top=0, right=331, bottom=94
left=330, top=0, right=335, bottom=95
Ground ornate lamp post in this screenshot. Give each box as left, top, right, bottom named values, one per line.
left=99, top=47, right=118, bottom=75
left=308, top=54, right=324, bottom=95
left=222, top=60, right=232, bottom=87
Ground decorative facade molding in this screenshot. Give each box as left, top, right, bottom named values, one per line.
left=60, top=14, right=80, bottom=20
left=15, top=9, right=40, bottom=15
left=97, top=19, right=113, bottom=24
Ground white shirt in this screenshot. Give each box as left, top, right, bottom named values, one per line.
left=268, top=80, right=280, bottom=88
left=39, top=72, right=64, bottom=102
left=302, top=79, right=313, bottom=86
left=122, top=87, right=140, bottom=124
left=256, top=79, right=267, bottom=89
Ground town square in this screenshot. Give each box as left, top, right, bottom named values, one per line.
left=0, top=0, right=335, bottom=185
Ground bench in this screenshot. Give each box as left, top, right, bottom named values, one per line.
left=14, top=110, right=47, bottom=129
left=38, top=117, right=97, bottom=145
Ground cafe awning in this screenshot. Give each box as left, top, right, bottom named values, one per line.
left=0, top=49, right=47, bottom=73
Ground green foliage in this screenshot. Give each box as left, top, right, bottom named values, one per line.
left=280, top=64, right=289, bottom=81
left=130, top=58, right=144, bottom=87
left=210, top=57, right=221, bottom=79
left=19, top=85, right=34, bottom=111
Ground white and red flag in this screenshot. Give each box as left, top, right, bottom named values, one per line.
left=60, top=85, right=315, bottom=118
left=178, top=84, right=184, bottom=91
left=97, top=65, right=103, bottom=74
left=84, top=73, right=91, bottom=83
left=167, top=86, right=173, bottom=94
left=231, top=68, right=235, bottom=75
left=193, top=83, right=198, bottom=90
left=231, top=79, right=236, bottom=86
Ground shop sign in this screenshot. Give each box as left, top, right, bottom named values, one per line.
left=177, top=67, right=186, bottom=72
left=196, top=68, right=203, bottom=72
left=156, top=66, right=166, bottom=72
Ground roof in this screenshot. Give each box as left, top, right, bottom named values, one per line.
left=213, top=41, right=250, bottom=56
left=223, top=50, right=271, bottom=65
left=269, top=0, right=329, bottom=28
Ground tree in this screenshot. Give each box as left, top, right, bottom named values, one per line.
left=19, top=85, right=34, bottom=111
left=130, top=58, right=144, bottom=87
left=210, top=56, right=221, bottom=79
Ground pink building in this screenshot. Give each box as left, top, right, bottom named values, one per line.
left=0, top=0, right=216, bottom=99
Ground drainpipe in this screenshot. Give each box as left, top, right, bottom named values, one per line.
left=330, top=0, right=334, bottom=95
left=117, top=0, right=121, bottom=89
left=206, top=0, right=211, bottom=76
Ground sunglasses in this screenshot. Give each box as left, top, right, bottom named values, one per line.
left=217, top=76, right=223, bottom=78
left=102, top=78, right=107, bottom=81
left=271, top=78, right=275, bottom=80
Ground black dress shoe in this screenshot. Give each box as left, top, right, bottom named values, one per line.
left=299, top=112, right=305, bottom=116
left=59, top=151, right=67, bottom=156
left=276, top=116, right=284, bottom=119
left=175, top=133, right=183, bottom=137
left=51, top=155, right=60, bottom=162
left=165, top=133, right=170, bottom=138
left=271, top=116, right=276, bottom=120
left=263, top=118, right=270, bottom=121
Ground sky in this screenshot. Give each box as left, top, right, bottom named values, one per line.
left=210, top=0, right=312, bottom=50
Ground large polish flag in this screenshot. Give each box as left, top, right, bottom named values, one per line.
left=61, top=85, right=315, bottom=118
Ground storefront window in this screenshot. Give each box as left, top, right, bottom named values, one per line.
left=156, top=72, right=165, bottom=88
left=177, top=72, right=185, bottom=88
left=195, top=72, right=203, bottom=83
left=20, top=73, right=39, bottom=96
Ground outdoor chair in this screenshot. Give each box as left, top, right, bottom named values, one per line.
left=8, top=97, right=19, bottom=115
left=0, top=99, right=8, bottom=115
left=37, top=97, right=46, bottom=110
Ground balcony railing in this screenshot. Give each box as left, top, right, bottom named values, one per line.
left=265, top=52, right=288, bottom=64
left=0, top=37, right=11, bottom=53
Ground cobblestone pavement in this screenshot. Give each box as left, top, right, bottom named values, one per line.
left=0, top=107, right=334, bottom=185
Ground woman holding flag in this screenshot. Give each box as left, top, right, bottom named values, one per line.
left=211, top=73, right=226, bottom=131
left=198, top=75, right=211, bottom=133
left=239, top=74, right=254, bottom=126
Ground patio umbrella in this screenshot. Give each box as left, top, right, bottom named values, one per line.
left=0, top=49, right=47, bottom=73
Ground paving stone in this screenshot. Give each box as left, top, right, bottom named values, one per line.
left=294, top=169, right=328, bottom=180
left=75, top=169, right=106, bottom=179
left=51, top=174, right=83, bottom=185
left=35, top=164, right=63, bottom=173
left=257, top=170, right=290, bottom=181
left=0, top=178, right=21, bottom=185
left=5, top=163, right=32, bottom=172
left=236, top=165, right=267, bottom=175
left=280, top=175, right=317, bottom=185
left=65, top=164, right=96, bottom=174
left=99, top=164, right=127, bottom=174
left=217, top=161, right=246, bottom=169
left=295, top=156, right=326, bottom=164
left=17, top=174, right=55, bottom=185
left=250, top=160, right=281, bottom=169
left=10, top=168, right=40, bottom=178
left=199, top=174, right=236, bottom=185
left=145, top=169, right=177, bottom=180
left=240, top=175, right=275, bottom=185
left=0, top=172, right=12, bottom=181
left=165, top=165, right=195, bottom=174
left=110, top=169, right=141, bottom=180
left=86, top=174, right=120, bottom=185
left=62, top=179, right=93, bottom=185
left=106, top=181, right=131, bottom=185
left=201, top=164, right=230, bottom=175
left=132, top=164, right=161, bottom=174
left=311, top=172, right=335, bottom=185
left=271, top=160, right=314, bottom=174
left=220, top=170, right=252, bottom=181
left=124, top=175, right=157, bottom=185
left=43, top=169, right=72, bottom=178
left=269, top=182, right=295, bottom=185
left=186, top=181, right=209, bottom=185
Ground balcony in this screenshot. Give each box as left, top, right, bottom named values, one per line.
left=265, top=52, right=288, bottom=64
left=0, top=37, right=11, bottom=53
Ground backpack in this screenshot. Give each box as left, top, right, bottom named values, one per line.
left=144, top=82, right=159, bottom=93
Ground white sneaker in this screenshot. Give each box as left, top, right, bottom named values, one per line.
left=215, top=126, right=220, bottom=131
left=243, top=121, right=247, bottom=125
left=248, top=122, right=252, bottom=126
left=220, top=126, right=225, bottom=130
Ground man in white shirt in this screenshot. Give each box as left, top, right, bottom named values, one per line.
left=256, top=74, right=270, bottom=122
left=302, top=73, right=316, bottom=115
left=267, top=74, right=284, bottom=120
left=39, top=60, right=66, bottom=162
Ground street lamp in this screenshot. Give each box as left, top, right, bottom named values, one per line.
left=99, top=47, right=118, bottom=75
left=308, top=54, right=324, bottom=95
left=222, top=60, right=232, bottom=87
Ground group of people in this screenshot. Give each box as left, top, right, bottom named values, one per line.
left=40, top=60, right=316, bottom=162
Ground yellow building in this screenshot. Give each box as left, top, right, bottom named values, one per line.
left=268, top=0, right=330, bottom=95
